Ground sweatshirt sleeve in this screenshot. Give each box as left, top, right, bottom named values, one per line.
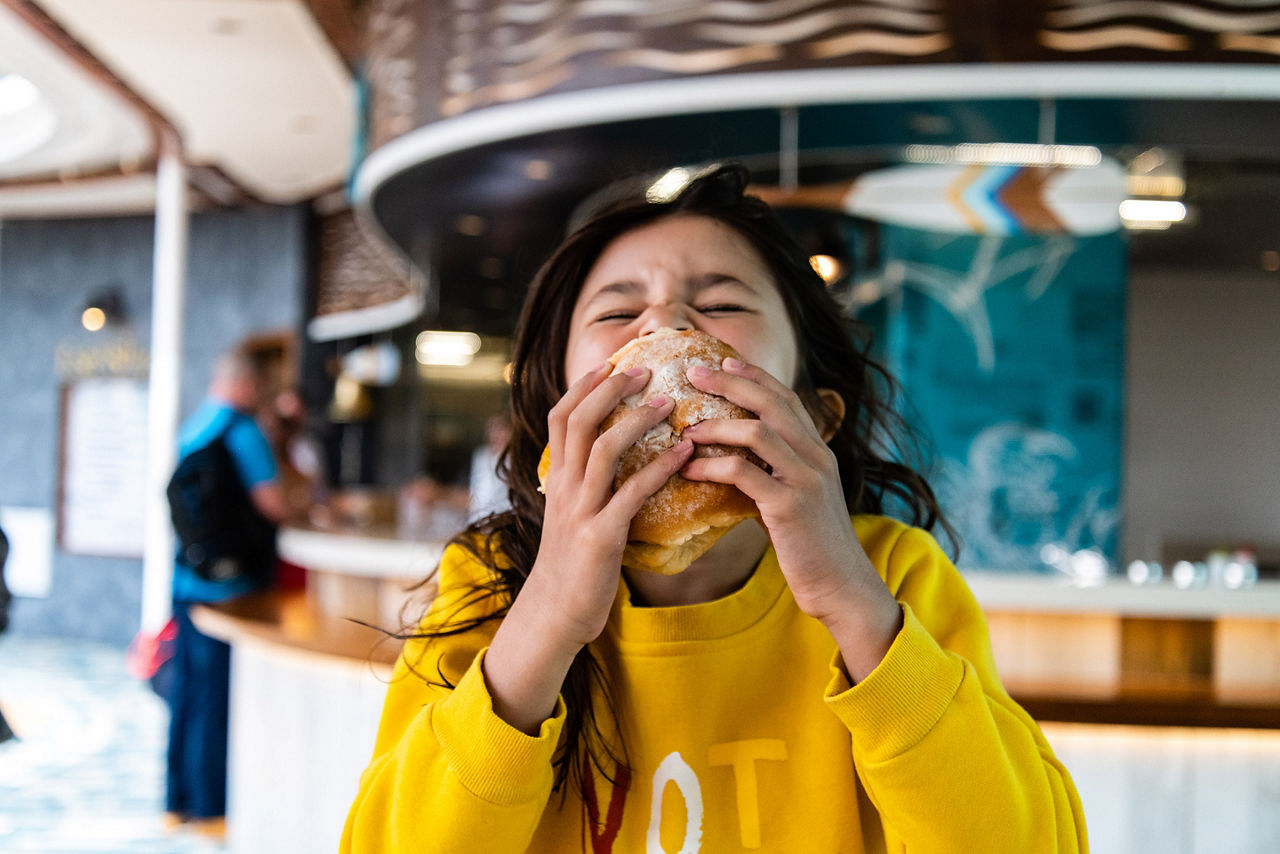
left=340, top=545, right=566, bottom=853
left=823, top=521, right=1089, bottom=853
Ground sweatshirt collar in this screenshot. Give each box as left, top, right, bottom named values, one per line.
left=608, top=545, right=786, bottom=644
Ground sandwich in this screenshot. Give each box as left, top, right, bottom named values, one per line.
left=538, top=327, right=761, bottom=574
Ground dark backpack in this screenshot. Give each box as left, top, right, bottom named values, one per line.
left=166, top=421, right=276, bottom=584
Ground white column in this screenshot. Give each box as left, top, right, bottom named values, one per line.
left=140, top=133, right=189, bottom=633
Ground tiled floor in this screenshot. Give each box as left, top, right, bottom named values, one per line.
left=0, top=634, right=224, bottom=854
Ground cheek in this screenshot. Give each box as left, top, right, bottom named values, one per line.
left=737, top=331, right=800, bottom=388
left=563, top=333, right=613, bottom=386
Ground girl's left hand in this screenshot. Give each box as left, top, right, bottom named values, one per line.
left=681, top=357, right=902, bottom=680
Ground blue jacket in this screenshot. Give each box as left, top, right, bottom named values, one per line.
left=172, top=397, right=277, bottom=602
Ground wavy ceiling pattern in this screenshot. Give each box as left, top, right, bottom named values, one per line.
left=361, top=0, right=1280, bottom=150
left=436, top=0, right=951, bottom=117
left=1041, top=0, right=1280, bottom=55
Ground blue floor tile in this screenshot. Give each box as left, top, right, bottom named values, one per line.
left=0, top=635, right=225, bottom=853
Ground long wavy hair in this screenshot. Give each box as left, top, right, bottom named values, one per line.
left=410, top=163, right=952, bottom=802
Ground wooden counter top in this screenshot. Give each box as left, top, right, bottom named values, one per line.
left=191, top=590, right=403, bottom=670
left=192, top=590, right=1280, bottom=731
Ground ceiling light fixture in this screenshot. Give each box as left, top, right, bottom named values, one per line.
left=904, top=143, right=1102, bottom=168
left=415, top=330, right=481, bottom=367
left=0, top=73, right=57, bottom=165
left=455, top=214, right=487, bottom=236
left=0, top=72, right=39, bottom=114
left=809, top=254, right=842, bottom=285
left=1118, top=199, right=1187, bottom=229
left=524, top=159, right=554, bottom=180
left=80, top=287, right=127, bottom=332
left=81, top=307, right=106, bottom=332
left=1125, top=174, right=1185, bottom=198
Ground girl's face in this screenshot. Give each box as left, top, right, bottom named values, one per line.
left=564, top=215, right=800, bottom=387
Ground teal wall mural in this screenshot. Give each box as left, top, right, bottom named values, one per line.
left=859, top=227, right=1127, bottom=574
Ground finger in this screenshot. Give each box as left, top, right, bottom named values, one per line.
left=599, top=439, right=696, bottom=529
left=547, top=361, right=613, bottom=455
left=679, top=417, right=803, bottom=473
left=680, top=452, right=777, bottom=504
left=558, top=367, right=650, bottom=480
left=688, top=360, right=813, bottom=429
left=686, top=361, right=822, bottom=449
left=581, top=395, right=676, bottom=496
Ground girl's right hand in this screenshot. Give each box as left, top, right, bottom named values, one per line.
left=530, top=361, right=693, bottom=648
left=482, top=361, right=693, bottom=732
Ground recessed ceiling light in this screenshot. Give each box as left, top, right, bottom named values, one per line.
left=0, top=74, right=56, bottom=165
left=0, top=73, right=40, bottom=116
left=455, top=214, right=486, bottom=236
left=524, top=159, right=553, bottom=181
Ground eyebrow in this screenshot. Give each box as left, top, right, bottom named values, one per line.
left=584, top=273, right=760, bottom=304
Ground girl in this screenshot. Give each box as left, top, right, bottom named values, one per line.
left=342, top=165, right=1087, bottom=852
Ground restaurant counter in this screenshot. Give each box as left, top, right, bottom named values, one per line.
left=191, top=523, right=442, bottom=854
left=194, top=527, right=1280, bottom=853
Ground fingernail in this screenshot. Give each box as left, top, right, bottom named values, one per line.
left=649, top=395, right=671, bottom=408
left=625, top=366, right=646, bottom=378
left=594, top=361, right=612, bottom=374
left=723, top=357, right=745, bottom=371
left=687, top=365, right=711, bottom=380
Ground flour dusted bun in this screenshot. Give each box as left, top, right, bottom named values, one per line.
left=538, top=327, right=760, bottom=574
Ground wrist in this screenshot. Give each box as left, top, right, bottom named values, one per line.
left=484, top=598, right=582, bottom=734
left=821, top=587, right=902, bottom=684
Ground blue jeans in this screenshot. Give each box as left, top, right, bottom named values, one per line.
left=165, top=600, right=231, bottom=819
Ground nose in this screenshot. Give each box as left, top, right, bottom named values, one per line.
left=638, top=302, right=693, bottom=337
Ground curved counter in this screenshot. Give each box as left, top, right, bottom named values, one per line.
left=196, top=531, right=1280, bottom=853
left=193, top=589, right=396, bottom=854
left=192, top=524, right=446, bottom=854
left=278, top=524, right=444, bottom=630
left=278, top=525, right=444, bottom=580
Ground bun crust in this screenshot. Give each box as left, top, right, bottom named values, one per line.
left=538, top=328, right=761, bottom=574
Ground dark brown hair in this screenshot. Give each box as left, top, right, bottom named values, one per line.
left=410, top=163, right=952, bottom=802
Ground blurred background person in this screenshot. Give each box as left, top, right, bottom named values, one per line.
left=0, top=524, right=13, bottom=745
left=467, top=413, right=512, bottom=524
left=165, top=347, right=287, bottom=839
left=262, top=387, right=328, bottom=589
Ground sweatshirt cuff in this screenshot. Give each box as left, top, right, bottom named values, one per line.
left=823, top=603, right=964, bottom=762
left=433, top=647, right=566, bottom=805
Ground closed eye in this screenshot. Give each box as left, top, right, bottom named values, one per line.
left=696, top=304, right=748, bottom=314
left=594, top=310, right=639, bottom=323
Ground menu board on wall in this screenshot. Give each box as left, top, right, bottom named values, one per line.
left=59, top=377, right=149, bottom=558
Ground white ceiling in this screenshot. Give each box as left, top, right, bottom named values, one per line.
left=0, top=4, right=151, bottom=180
left=0, top=0, right=355, bottom=216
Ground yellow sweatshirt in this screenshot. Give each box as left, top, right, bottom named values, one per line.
left=342, top=516, right=1088, bottom=852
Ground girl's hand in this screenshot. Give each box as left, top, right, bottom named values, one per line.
left=485, top=362, right=696, bottom=734
left=680, top=358, right=902, bottom=681
left=528, top=362, right=694, bottom=649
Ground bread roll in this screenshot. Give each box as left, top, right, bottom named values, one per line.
left=538, top=327, right=761, bottom=574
